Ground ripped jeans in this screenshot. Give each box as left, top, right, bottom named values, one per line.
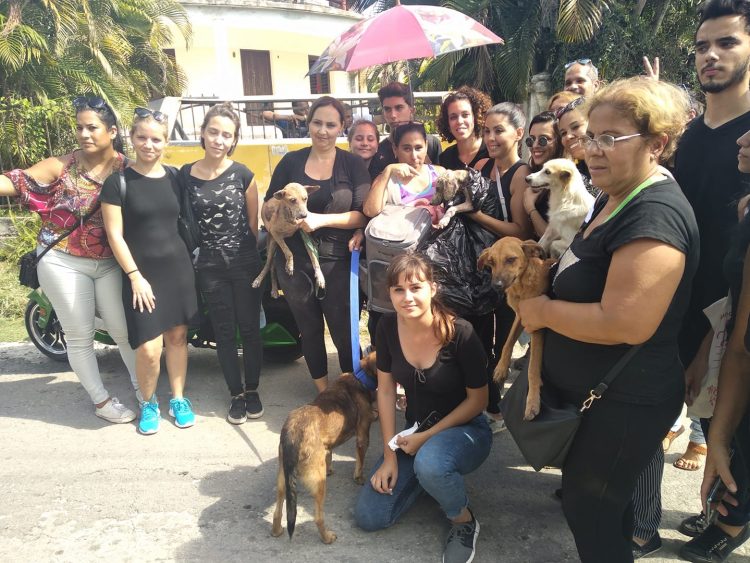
left=196, top=254, right=262, bottom=397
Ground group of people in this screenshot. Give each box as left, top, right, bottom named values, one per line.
left=3, top=0, right=750, bottom=561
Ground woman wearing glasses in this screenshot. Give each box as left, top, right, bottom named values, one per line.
left=179, top=102, right=264, bottom=425
left=437, top=86, right=492, bottom=171
left=0, top=96, right=139, bottom=423
left=517, top=78, right=698, bottom=562
left=524, top=112, right=564, bottom=238
left=101, top=108, right=197, bottom=435
left=266, top=96, right=369, bottom=393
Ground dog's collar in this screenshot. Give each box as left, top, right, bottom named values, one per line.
left=353, top=367, right=377, bottom=391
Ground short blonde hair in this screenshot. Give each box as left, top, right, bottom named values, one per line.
left=547, top=90, right=580, bottom=111
left=130, top=114, right=169, bottom=141
left=584, top=77, right=688, bottom=161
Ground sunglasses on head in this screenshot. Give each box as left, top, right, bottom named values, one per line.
left=554, top=96, right=585, bottom=120
left=134, top=107, right=166, bottom=123
left=564, top=58, right=592, bottom=70
left=73, top=96, right=108, bottom=110
left=525, top=135, right=552, bottom=148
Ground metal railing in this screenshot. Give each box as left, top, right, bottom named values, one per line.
left=167, top=93, right=447, bottom=143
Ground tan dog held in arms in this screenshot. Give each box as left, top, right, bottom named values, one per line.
left=252, top=182, right=323, bottom=298
left=430, top=169, right=475, bottom=228
left=478, top=238, right=555, bottom=420
left=271, top=353, right=378, bottom=544
left=526, top=158, right=594, bottom=259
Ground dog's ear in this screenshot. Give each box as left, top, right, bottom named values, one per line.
left=477, top=248, right=493, bottom=270
left=558, top=169, right=571, bottom=183
left=521, top=240, right=546, bottom=259
left=273, top=190, right=285, bottom=200
left=304, top=185, right=320, bottom=195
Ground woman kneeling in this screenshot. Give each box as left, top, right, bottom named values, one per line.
left=354, top=253, right=492, bottom=563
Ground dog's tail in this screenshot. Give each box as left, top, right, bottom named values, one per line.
left=281, top=426, right=301, bottom=540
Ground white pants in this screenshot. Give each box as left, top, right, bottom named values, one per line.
left=37, top=249, right=138, bottom=404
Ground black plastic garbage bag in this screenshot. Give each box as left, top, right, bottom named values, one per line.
left=418, top=169, right=501, bottom=317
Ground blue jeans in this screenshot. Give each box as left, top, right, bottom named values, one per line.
left=354, top=414, right=492, bottom=531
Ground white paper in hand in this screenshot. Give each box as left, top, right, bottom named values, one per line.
left=388, top=422, right=419, bottom=451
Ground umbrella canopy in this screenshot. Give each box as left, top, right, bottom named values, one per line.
left=307, top=4, right=503, bottom=75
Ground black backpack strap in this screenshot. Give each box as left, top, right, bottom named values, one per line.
left=580, top=344, right=643, bottom=411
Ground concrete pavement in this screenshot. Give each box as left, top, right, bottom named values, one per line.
left=0, top=341, right=746, bottom=562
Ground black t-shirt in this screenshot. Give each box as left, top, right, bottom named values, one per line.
left=266, top=146, right=370, bottom=260
left=369, top=135, right=443, bottom=179
left=674, top=111, right=750, bottom=362
left=179, top=161, right=259, bottom=267
left=375, top=314, right=487, bottom=424
left=439, top=142, right=489, bottom=170
left=544, top=178, right=699, bottom=405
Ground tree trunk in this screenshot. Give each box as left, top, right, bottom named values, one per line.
left=652, top=0, right=672, bottom=35
left=633, top=0, right=648, bottom=18
left=1, top=0, right=26, bottom=37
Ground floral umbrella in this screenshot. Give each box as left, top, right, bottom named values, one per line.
left=307, top=2, right=503, bottom=75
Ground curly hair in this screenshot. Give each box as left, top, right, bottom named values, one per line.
left=584, top=77, right=689, bottom=162
left=437, top=86, right=493, bottom=142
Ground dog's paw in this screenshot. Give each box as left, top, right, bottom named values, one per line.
left=270, top=289, right=280, bottom=299
left=285, top=264, right=294, bottom=276
left=271, top=524, right=284, bottom=538
left=437, top=216, right=450, bottom=229
left=314, top=270, right=326, bottom=289
left=492, top=362, right=510, bottom=385
left=354, top=473, right=365, bottom=485
left=326, top=467, right=334, bottom=477
left=320, top=530, right=337, bottom=544
left=523, top=398, right=541, bottom=421
left=251, top=278, right=262, bottom=289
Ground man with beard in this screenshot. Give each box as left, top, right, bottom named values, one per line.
left=673, top=1, right=750, bottom=561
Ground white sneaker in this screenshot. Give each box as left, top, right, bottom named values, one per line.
left=96, top=397, right=136, bottom=424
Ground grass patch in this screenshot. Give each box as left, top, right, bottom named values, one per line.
left=0, top=317, right=26, bottom=342
left=0, top=258, right=28, bottom=322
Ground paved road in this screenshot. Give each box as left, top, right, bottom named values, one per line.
left=0, top=341, right=746, bottom=562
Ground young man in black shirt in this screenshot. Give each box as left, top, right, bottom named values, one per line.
left=368, top=82, right=442, bottom=179
left=672, top=2, right=750, bottom=561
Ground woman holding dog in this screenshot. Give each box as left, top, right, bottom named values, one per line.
left=0, top=96, right=139, bottom=424
left=266, top=95, right=369, bottom=393
left=437, top=86, right=491, bottom=171
left=524, top=111, right=564, bottom=238
left=354, top=252, right=491, bottom=563
left=178, top=102, right=264, bottom=425
left=517, top=78, right=698, bottom=562
left=101, top=108, right=197, bottom=435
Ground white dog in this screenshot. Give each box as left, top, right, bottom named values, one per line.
left=526, top=159, right=595, bottom=259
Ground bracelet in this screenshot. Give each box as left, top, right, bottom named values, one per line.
left=125, top=269, right=139, bottom=277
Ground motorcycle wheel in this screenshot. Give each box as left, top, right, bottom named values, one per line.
left=25, top=300, right=68, bottom=362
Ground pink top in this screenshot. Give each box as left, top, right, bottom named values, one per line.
left=4, top=151, right=126, bottom=258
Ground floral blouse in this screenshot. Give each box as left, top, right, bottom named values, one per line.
left=4, top=150, right=126, bottom=258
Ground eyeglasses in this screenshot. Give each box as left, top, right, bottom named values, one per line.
left=134, top=107, right=166, bottom=123
left=73, top=96, right=108, bottom=110
left=525, top=135, right=552, bottom=148
left=580, top=133, right=642, bottom=152
left=564, top=58, right=592, bottom=70
left=554, top=96, right=585, bottom=120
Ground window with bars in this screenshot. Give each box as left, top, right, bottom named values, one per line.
left=308, top=56, right=330, bottom=95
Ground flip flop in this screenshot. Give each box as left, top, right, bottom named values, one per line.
left=663, top=425, right=685, bottom=452
left=674, top=441, right=707, bottom=471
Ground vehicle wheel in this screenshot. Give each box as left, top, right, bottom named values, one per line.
left=25, top=300, right=68, bottom=362
left=263, top=341, right=303, bottom=363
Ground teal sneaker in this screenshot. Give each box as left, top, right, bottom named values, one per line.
left=169, top=397, right=195, bottom=428
left=138, top=401, right=160, bottom=435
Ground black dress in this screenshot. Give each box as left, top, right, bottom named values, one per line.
left=101, top=168, right=197, bottom=348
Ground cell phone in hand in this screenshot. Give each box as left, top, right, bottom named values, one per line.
left=416, top=410, right=442, bottom=433
left=707, top=476, right=728, bottom=523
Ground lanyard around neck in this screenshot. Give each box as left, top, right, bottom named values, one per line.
left=604, top=174, right=661, bottom=223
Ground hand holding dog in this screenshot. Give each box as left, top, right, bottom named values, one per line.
left=300, top=212, right=326, bottom=233
left=518, top=295, right=549, bottom=333
left=371, top=455, right=398, bottom=495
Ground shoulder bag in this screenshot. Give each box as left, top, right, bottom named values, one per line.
left=18, top=205, right=100, bottom=289
left=500, top=343, right=642, bottom=471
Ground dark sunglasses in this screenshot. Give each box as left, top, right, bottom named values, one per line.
left=73, top=96, right=108, bottom=110
left=525, top=135, right=552, bottom=148
left=134, top=107, right=166, bottom=123
left=564, top=58, right=592, bottom=70
left=554, top=96, right=585, bottom=120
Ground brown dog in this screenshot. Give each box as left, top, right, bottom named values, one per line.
left=431, top=169, right=474, bottom=228
left=478, top=238, right=555, bottom=420
left=271, top=353, right=378, bottom=544
left=252, top=182, right=323, bottom=298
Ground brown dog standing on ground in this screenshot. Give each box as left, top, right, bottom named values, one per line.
left=478, top=238, right=555, bottom=420
left=252, top=182, right=323, bottom=298
left=431, top=169, right=474, bottom=228
left=271, top=352, right=377, bottom=544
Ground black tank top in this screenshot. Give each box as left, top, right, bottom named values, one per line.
left=481, top=159, right=524, bottom=222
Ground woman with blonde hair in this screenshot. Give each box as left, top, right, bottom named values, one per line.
left=518, top=77, right=699, bottom=561
left=101, top=108, right=198, bottom=435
